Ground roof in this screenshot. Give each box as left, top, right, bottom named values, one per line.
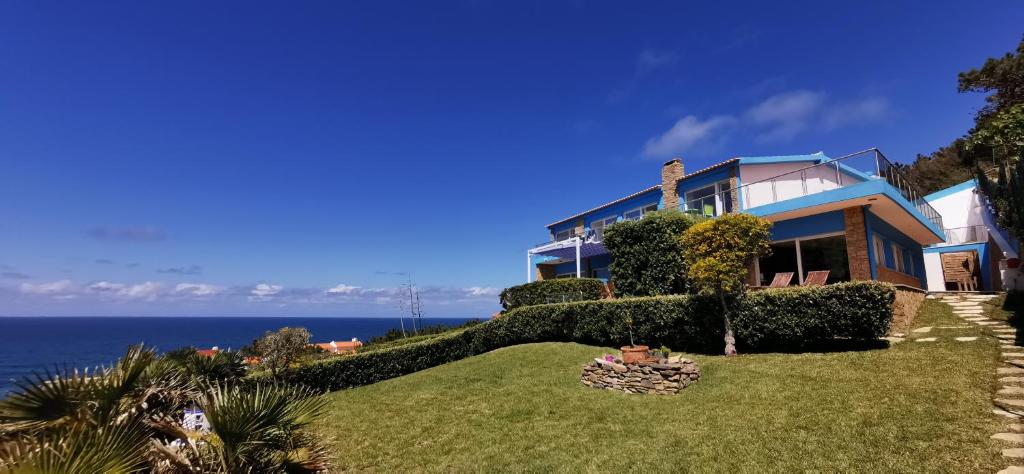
left=923, top=179, right=977, bottom=202
left=678, top=158, right=740, bottom=182
left=196, top=349, right=219, bottom=357
left=546, top=184, right=661, bottom=228
left=313, top=341, right=363, bottom=353
left=736, top=152, right=828, bottom=165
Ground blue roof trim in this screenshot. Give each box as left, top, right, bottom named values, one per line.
left=745, top=179, right=946, bottom=242
left=923, top=242, right=986, bottom=254
left=738, top=152, right=828, bottom=165
left=923, top=179, right=977, bottom=202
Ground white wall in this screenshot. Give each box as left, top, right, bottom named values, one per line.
left=927, top=186, right=984, bottom=230
left=923, top=252, right=946, bottom=291
left=740, top=163, right=864, bottom=209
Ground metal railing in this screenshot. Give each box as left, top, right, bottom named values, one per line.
left=681, top=148, right=944, bottom=230
left=942, top=225, right=988, bottom=245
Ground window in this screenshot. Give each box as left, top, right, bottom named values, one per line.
left=757, top=233, right=850, bottom=286
left=624, top=204, right=658, bottom=221
left=892, top=243, right=906, bottom=273
left=873, top=236, right=886, bottom=266
left=590, top=216, right=617, bottom=241
left=554, top=229, right=573, bottom=241
left=683, top=180, right=733, bottom=217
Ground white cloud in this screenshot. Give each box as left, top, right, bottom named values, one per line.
left=744, top=90, right=824, bottom=142
left=175, top=283, right=223, bottom=297
left=642, top=115, right=736, bottom=158
left=249, top=283, right=282, bottom=301
left=325, top=284, right=360, bottom=295
left=466, top=287, right=499, bottom=297
left=20, top=280, right=75, bottom=296
left=821, top=97, right=890, bottom=130
left=87, top=281, right=162, bottom=300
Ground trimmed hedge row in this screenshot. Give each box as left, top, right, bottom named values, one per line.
left=271, top=281, right=895, bottom=391
left=499, top=278, right=607, bottom=310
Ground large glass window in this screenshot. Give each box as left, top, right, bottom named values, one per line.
left=799, top=235, right=850, bottom=283
left=758, top=241, right=799, bottom=286
left=684, top=180, right=733, bottom=217
left=554, top=229, right=573, bottom=241
left=590, top=216, right=617, bottom=241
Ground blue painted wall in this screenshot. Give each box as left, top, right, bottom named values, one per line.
left=546, top=188, right=662, bottom=237
left=866, top=209, right=926, bottom=282
left=769, top=211, right=845, bottom=241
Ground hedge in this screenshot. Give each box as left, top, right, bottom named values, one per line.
left=498, top=278, right=607, bottom=310
left=269, top=281, right=895, bottom=392
left=602, top=210, right=702, bottom=297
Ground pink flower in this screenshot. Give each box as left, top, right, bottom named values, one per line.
left=604, top=355, right=615, bottom=362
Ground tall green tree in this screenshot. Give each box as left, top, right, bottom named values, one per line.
left=959, top=35, right=1024, bottom=239
left=680, top=213, right=772, bottom=356
left=602, top=210, right=702, bottom=297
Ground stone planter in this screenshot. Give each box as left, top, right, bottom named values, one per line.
left=620, top=345, right=649, bottom=364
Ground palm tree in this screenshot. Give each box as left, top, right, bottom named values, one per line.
left=0, top=345, right=330, bottom=473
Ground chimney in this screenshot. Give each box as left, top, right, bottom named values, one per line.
left=661, top=158, right=685, bottom=210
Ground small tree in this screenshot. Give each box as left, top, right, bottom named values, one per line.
left=680, top=213, right=772, bottom=356
left=253, top=326, right=311, bottom=377
left=602, top=209, right=703, bottom=297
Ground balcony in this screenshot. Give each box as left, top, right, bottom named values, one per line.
left=941, top=225, right=989, bottom=245
left=684, top=148, right=946, bottom=244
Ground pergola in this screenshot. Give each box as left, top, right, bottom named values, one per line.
left=526, top=237, right=609, bottom=282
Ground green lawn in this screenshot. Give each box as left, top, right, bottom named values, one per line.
left=318, top=299, right=1005, bottom=472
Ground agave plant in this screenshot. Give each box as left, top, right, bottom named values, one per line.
left=0, top=345, right=331, bottom=473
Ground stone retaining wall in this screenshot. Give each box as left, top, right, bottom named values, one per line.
left=581, top=356, right=700, bottom=395
left=890, top=284, right=926, bottom=335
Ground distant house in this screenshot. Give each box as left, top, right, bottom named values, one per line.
left=312, top=339, right=363, bottom=355
left=196, top=346, right=220, bottom=357
left=922, top=180, right=1022, bottom=291
left=527, top=148, right=948, bottom=288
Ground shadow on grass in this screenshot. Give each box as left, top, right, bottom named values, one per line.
left=1005, top=291, right=1024, bottom=344
left=736, top=339, right=891, bottom=355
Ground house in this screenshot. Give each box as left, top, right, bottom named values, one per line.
left=312, top=339, right=363, bottom=355
left=528, top=148, right=947, bottom=288
left=921, top=180, right=1022, bottom=291
left=196, top=346, right=220, bottom=357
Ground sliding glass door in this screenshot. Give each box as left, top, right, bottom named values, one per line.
left=756, top=233, right=850, bottom=286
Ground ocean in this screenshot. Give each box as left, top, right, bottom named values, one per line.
left=0, top=316, right=477, bottom=395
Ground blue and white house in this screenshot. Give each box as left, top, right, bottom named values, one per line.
left=528, top=148, right=952, bottom=289
left=921, top=180, right=1022, bottom=291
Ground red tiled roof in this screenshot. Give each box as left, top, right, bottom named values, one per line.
left=312, top=340, right=363, bottom=354
left=196, top=348, right=219, bottom=357
left=546, top=184, right=661, bottom=228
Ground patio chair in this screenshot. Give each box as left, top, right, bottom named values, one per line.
left=802, top=270, right=830, bottom=286
left=768, top=272, right=794, bottom=288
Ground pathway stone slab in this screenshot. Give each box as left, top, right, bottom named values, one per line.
left=996, top=408, right=1023, bottom=418
left=912, top=326, right=933, bottom=333
left=955, top=337, right=979, bottom=341
left=1005, top=354, right=1024, bottom=358
left=882, top=336, right=905, bottom=344
left=994, top=433, right=1024, bottom=443
left=936, top=325, right=972, bottom=329
left=1000, top=387, right=1024, bottom=396
left=1001, top=368, right=1024, bottom=374
left=915, top=337, right=937, bottom=342
left=1008, top=360, right=1024, bottom=367
left=1006, top=448, right=1024, bottom=458
left=1002, top=377, right=1024, bottom=383
left=1010, top=424, right=1024, bottom=432
left=999, top=466, right=1024, bottom=474
left=999, top=329, right=1020, bottom=333
left=997, top=399, right=1024, bottom=409
left=979, top=321, right=1001, bottom=326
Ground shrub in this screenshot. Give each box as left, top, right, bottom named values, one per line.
left=499, top=278, right=606, bottom=310
left=603, top=210, right=702, bottom=297
left=270, top=281, right=895, bottom=392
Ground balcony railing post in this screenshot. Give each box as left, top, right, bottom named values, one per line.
left=771, top=179, right=777, bottom=203
left=801, top=170, right=807, bottom=195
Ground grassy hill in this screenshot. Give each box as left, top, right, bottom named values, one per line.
left=317, top=300, right=1004, bottom=472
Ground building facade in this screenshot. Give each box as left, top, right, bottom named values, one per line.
left=528, top=148, right=947, bottom=289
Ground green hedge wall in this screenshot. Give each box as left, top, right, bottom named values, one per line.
left=602, top=210, right=702, bottom=297
left=271, top=281, right=895, bottom=391
left=498, top=278, right=607, bottom=310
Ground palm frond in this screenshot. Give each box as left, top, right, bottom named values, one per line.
left=0, top=366, right=93, bottom=435
left=0, top=415, right=152, bottom=474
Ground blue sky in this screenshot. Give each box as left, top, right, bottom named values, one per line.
left=1, top=1, right=1021, bottom=317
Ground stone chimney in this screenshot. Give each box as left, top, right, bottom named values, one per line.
left=661, top=158, right=685, bottom=210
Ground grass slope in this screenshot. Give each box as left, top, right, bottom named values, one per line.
left=319, top=299, right=1003, bottom=472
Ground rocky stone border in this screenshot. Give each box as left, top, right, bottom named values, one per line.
left=581, top=356, right=700, bottom=395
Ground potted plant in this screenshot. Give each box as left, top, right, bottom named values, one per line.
left=620, top=314, right=648, bottom=364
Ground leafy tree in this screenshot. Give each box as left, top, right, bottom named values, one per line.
left=602, top=209, right=703, bottom=297
left=959, top=36, right=1024, bottom=239
left=899, top=139, right=975, bottom=195
left=680, top=213, right=772, bottom=355
left=253, top=327, right=312, bottom=377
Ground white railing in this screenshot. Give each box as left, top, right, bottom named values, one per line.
left=687, top=148, right=945, bottom=230
left=942, top=225, right=988, bottom=245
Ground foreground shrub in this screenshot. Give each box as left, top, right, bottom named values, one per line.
left=273, top=281, right=895, bottom=392
left=603, top=210, right=702, bottom=297
left=499, top=278, right=606, bottom=310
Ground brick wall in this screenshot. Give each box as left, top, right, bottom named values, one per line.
left=877, top=266, right=922, bottom=288
left=843, top=207, right=872, bottom=280
left=889, top=285, right=926, bottom=335
left=661, top=159, right=685, bottom=211
left=536, top=264, right=556, bottom=281
left=573, top=218, right=585, bottom=239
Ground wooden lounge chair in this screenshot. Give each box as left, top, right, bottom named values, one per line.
left=803, top=270, right=830, bottom=286
left=768, top=272, right=794, bottom=288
